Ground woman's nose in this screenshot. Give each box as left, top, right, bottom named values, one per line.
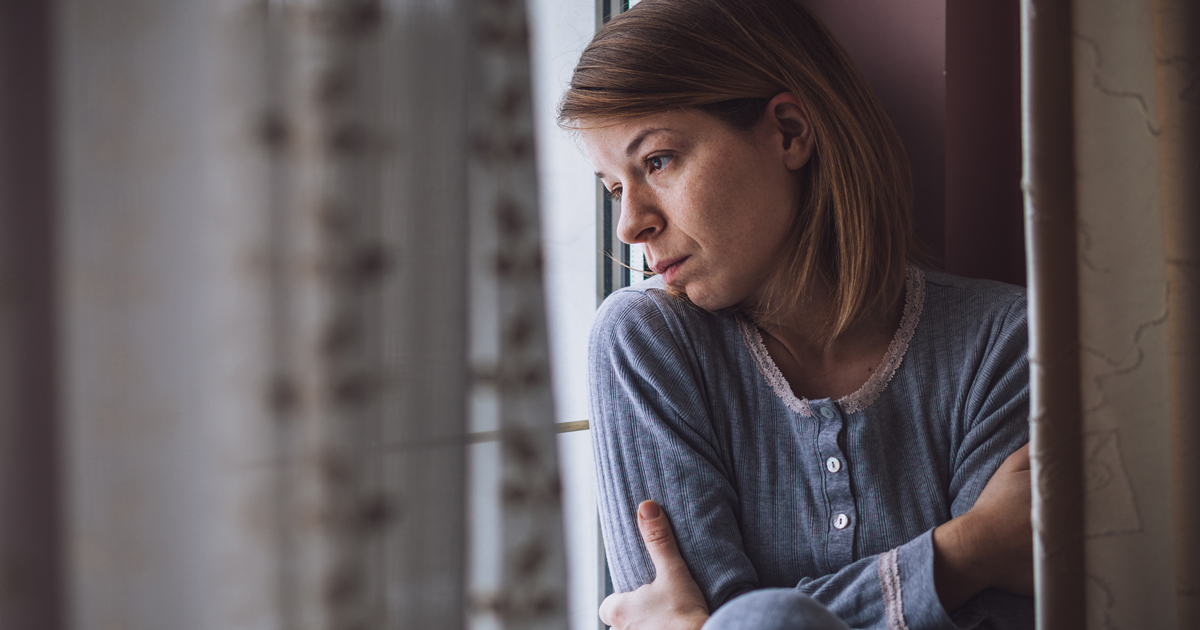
left=616, top=187, right=663, bottom=244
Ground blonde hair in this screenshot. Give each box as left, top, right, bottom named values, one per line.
left=559, top=0, right=923, bottom=342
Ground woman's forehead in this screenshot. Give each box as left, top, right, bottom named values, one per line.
left=581, top=111, right=712, bottom=166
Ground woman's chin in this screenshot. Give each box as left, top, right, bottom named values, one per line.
left=682, top=284, right=741, bottom=312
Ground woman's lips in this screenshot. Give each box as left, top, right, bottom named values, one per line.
left=651, top=256, right=689, bottom=284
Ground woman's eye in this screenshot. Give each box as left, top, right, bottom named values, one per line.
left=647, top=155, right=673, bottom=172
left=606, top=187, right=622, bottom=201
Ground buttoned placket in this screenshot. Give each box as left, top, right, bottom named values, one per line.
left=813, top=402, right=856, bottom=570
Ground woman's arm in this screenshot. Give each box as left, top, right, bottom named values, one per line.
left=589, top=289, right=758, bottom=609
left=599, top=501, right=711, bottom=630
left=602, top=450, right=1033, bottom=630
left=933, top=444, right=1033, bottom=611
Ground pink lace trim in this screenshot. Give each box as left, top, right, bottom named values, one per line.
left=880, top=548, right=911, bottom=630
left=736, top=266, right=925, bottom=417
left=737, top=318, right=813, bottom=416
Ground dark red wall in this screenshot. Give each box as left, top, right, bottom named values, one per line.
left=806, top=0, right=1025, bottom=286
left=944, top=0, right=1024, bottom=286
left=805, top=0, right=948, bottom=264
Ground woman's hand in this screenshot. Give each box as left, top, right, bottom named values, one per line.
left=598, top=501, right=711, bottom=630
left=932, top=443, right=1034, bottom=612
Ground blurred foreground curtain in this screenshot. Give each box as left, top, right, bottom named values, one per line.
left=0, top=0, right=566, bottom=628
left=1023, top=0, right=1199, bottom=628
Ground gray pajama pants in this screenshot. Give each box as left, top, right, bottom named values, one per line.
left=703, top=590, right=853, bottom=630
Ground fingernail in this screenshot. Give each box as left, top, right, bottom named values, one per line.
left=638, top=501, right=661, bottom=520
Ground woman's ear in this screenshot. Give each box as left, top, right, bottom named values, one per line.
left=763, top=92, right=815, bottom=171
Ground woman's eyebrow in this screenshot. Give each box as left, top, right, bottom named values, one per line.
left=594, top=128, right=676, bottom=178
left=625, top=127, right=672, bottom=156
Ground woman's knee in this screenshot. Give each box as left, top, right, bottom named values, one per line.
left=703, top=589, right=851, bottom=630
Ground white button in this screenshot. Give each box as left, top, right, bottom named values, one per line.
left=819, top=407, right=835, bottom=418
left=834, top=513, right=850, bottom=529
left=826, top=457, right=842, bottom=473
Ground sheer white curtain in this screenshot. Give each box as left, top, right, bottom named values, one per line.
left=1, top=0, right=568, bottom=628
left=1023, top=0, right=1199, bottom=627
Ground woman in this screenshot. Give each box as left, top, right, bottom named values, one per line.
left=560, top=1, right=1034, bottom=629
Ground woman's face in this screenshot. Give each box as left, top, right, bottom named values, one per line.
left=580, top=97, right=813, bottom=311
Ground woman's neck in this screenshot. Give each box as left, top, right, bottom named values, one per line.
left=753, top=290, right=902, bottom=402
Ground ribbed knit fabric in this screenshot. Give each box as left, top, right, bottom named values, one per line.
left=706, top=589, right=853, bottom=630
left=588, top=268, right=1034, bottom=630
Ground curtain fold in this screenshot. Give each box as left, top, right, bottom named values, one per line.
left=1155, top=0, right=1200, bottom=624
left=1025, top=0, right=1199, bottom=627
left=465, top=0, right=569, bottom=626
left=465, top=0, right=568, bottom=624
left=1022, top=0, right=1086, bottom=624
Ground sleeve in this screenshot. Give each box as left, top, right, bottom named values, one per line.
left=949, top=294, right=1031, bottom=519
left=850, top=292, right=1032, bottom=630
left=791, top=531, right=987, bottom=629
left=589, top=289, right=758, bottom=610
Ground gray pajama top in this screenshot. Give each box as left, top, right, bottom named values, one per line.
left=588, top=267, right=1034, bottom=630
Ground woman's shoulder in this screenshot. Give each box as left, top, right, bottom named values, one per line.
left=591, top=276, right=726, bottom=341
left=910, top=270, right=1029, bottom=394
left=919, top=268, right=1027, bottom=328
left=592, top=276, right=672, bottom=324
left=589, top=276, right=742, bottom=379
left=921, top=268, right=1025, bottom=299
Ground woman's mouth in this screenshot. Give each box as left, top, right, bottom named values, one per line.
left=651, top=256, right=689, bottom=284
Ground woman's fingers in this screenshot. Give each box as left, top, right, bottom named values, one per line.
left=597, top=502, right=710, bottom=630
left=637, top=501, right=689, bottom=582
left=598, top=592, right=624, bottom=627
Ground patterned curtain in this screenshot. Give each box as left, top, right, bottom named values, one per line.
left=1023, top=0, right=1199, bottom=627
left=0, top=0, right=566, bottom=628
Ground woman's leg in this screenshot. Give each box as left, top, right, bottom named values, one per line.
left=702, top=589, right=852, bottom=630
